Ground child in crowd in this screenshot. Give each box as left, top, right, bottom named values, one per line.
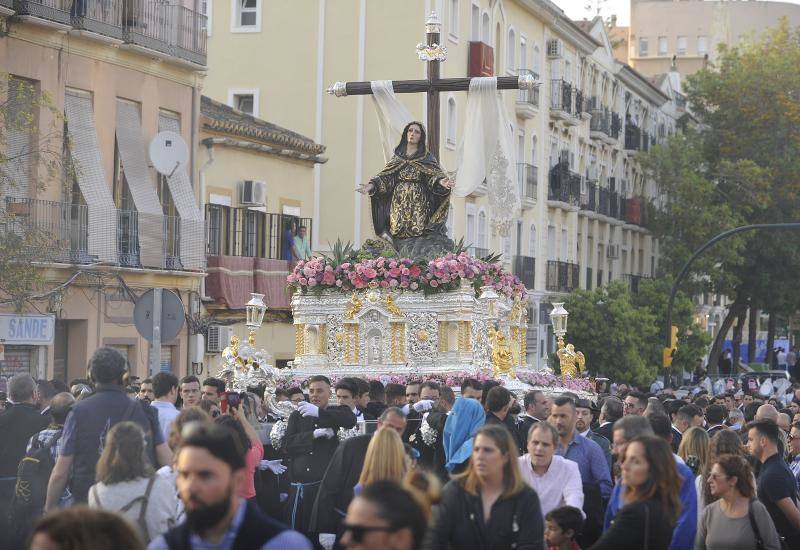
left=545, top=506, right=583, bottom=550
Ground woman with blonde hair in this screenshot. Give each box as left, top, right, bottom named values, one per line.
left=425, top=424, right=543, bottom=549
left=88, top=422, right=178, bottom=543
left=678, top=426, right=710, bottom=521
left=357, top=426, right=407, bottom=492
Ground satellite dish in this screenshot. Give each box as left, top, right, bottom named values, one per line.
left=134, top=289, right=185, bottom=343
left=149, top=131, right=188, bottom=177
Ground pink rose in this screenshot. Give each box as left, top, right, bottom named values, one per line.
left=409, top=266, right=421, bottom=278
left=321, top=271, right=336, bottom=285
left=364, top=268, right=377, bottom=279
left=380, top=280, right=390, bottom=288
left=430, top=280, right=439, bottom=288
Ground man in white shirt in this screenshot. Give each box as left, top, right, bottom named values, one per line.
left=150, top=372, right=180, bottom=440
left=518, top=420, right=584, bottom=518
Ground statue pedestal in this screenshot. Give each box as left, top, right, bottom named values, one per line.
left=290, top=281, right=524, bottom=377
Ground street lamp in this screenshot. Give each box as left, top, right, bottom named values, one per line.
left=549, top=302, right=586, bottom=378
left=245, top=293, right=267, bottom=330
left=549, top=303, right=569, bottom=341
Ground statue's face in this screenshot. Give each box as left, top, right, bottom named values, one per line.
left=406, top=124, right=422, bottom=145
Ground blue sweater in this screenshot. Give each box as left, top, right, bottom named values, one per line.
left=603, top=459, right=697, bottom=550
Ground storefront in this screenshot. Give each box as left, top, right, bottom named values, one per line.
left=0, top=314, right=55, bottom=380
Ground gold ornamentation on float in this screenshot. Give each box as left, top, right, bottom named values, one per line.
left=557, top=342, right=586, bottom=378
left=345, top=324, right=360, bottom=363
left=489, top=326, right=515, bottom=378
left=390, top=322, right=406, bottom=362
left=458, top=321, right=471, bottom=352
left=295, top=325, right=305, bottom=357
left=384, top=295, right=403, bottom=317
left=345, top=293, right=363, bottom=320
left=437, top=322, right=448, bottom=352
left=416, top=330, right=429, bottom=342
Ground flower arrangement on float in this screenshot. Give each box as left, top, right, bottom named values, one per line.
left=287, top=251, right=528, bottom=300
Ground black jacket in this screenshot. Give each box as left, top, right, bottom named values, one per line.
left=589, top=499, right=674, bottom=550
left=309, top=434, right=371, bottom=535
left=0, top=402, right=48, bottom=479
left=424, top=479, right=544, bottom=550
left=595, top=422, right=614, bottom=443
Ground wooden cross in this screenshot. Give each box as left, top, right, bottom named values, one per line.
left=327, top=12, right=537, bottom=159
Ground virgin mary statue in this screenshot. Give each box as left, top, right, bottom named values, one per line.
left=357, top=121, right=454, bottom=257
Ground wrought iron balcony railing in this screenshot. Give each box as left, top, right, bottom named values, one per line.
left=517, top=163, right=537, bottom=202
left=513, top=255, right=535, bottom=288
left=546, top=260, right=580, bottom=293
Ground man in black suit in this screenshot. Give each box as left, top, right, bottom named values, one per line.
left=310, top=407, right=407, bottom=548
left=595, top=396, right=622, bottom=443
left=518, top=390, right=550, bottom=454
left=705, top=404, right=728, bottom=439
left=665, top=399, right=686, bottom=453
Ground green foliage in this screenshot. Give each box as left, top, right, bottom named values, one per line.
left=563, top=282, right=658, bottom=387
left=324, top=238, right=357, bottom=265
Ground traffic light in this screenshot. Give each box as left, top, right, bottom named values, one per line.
left=663, top=325, right=678, bottom=368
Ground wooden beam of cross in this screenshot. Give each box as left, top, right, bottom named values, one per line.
left=327, top=11, right=537, bottom=159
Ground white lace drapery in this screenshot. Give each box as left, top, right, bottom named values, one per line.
left=371, top=80, right=415, bottom=163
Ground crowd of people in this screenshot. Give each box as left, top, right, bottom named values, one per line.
left=1, top=346, right=800, bottom=549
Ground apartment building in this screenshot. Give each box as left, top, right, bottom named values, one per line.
left=628, top=0, right=800, bottom=81
left=199, top=96, right=326, bottom=371
left=202, top=0, right=682, bottom=369
left=0, top=0, right=207, bottom=382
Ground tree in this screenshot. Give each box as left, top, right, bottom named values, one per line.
left=0, top=74, right=65, bottom=310
left=563, top=282, right=658, bottom=387
left=640, top=21, right=800, bottom=369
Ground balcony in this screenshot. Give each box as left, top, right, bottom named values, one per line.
left=3, top=197, right=192, bottom=269
left=622, top=274, right=650, bottom=294
left=1, top=0, right=13, bottom=14
left=14, top=0, right=71, bottom=27
left=71, top=0, right=123, bottom=40
left=589, top=108, right=609, bottom=139
left=513, top=255, right=535, bottom=289
left=13, top=0, right=206, bottom=65
left=624, top=124, right=641, bottom=151
left=609, top=190, right=620, bottom=219
left=517, top=163, right=537, bottom=209
left=548, top=166, right=581, bottom=208
left=598, top=187, right=610, bottom=216
left=123, top=0, right=207, bottom=66
left=582, top=182, right=597, bottom=212
left=546, top=260, right=580, bottom=293
left=515, top=70, right=540, bottom=119
left=611, top=113, right=621, bottom=140
left=549, top=80, right=578, bottom=124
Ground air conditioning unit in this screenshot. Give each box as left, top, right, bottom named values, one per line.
left=238, top=180, right=266, bottom=206
left=606, top=244, right=620, bottom=259
left=207, top=324, right=235, bottom=353
left=547, top=39, right=563, bottom=59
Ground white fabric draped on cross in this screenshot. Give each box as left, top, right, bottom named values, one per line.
left=369, top=78, right=519, bottom=237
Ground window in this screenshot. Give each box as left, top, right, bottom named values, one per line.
left=547, top=225, right=555, bottom=260
left=528, top=224, right=536, bottom=256
left=507, top=28, right=516, bottom=72
left=531, top=136, right=537, bottom=166
left=446, top=97, right=457, bottom=148
left=477, top=210, right=487, bottom=248
left=533, top=44, right=541, bottom=74
left=448, top=0, right=459, bottom=40
left=564, top=58, right=572, bottom=83
left=520, top=36, right=527, bottom=71
left=697, top=35, right=708, bottom=55
left=639, top=37, right=648, bottom=57
left=228, top=89, right=259, bottom=117
left=471, top=2, right=480, bottom=41
left=465, top=204, right=477, bottom=246
left=677, top=36, right=687, bottom=55
left=200, top=0, right=212, bottom=35
left=481, top=11, right=490, bottom=43
left=560, top=228, right=568, bottom=260
left=658, top=36, right=667, bottom=55
left=232, top=0, right=260, bottom=32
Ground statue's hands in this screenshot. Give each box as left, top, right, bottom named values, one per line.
left=356, top=181, right=374, bottom=194
left=439, top=178, right=454, bottom=189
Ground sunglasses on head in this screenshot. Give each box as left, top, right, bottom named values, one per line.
left=342, top=523, right=397, bottom=543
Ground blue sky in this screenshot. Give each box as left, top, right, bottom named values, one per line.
left=556, top=0, right=800, bottom=27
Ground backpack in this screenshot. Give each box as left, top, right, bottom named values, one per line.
left=8, top=430, right=63, bottom=546
left=91, top=476, right=158, bottom=542
left=12, top=429, right=62, bottom=510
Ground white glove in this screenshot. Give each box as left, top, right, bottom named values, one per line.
left=298, top=401, right=320, bottom=418
left=319, top=533, right=336, bottom=550
left=413, top=399, right=435, bottom=413
left=258, top=459, right=287, bottom=475
left=401, top=404, right=411, bottom=415
left=313, top=428, right=335, bottom=439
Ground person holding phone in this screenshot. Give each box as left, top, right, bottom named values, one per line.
left=215, top=392, right=264, bottom=503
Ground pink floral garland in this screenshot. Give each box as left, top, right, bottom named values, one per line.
left=287, top=251, right=528, bottom=300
